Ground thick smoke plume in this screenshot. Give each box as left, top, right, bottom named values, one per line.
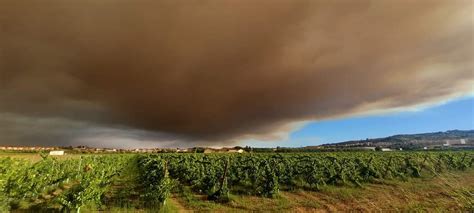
left=0, top=0, right=473, bottom=147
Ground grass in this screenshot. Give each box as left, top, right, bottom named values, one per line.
left=170, top=169, right=474, bottom=212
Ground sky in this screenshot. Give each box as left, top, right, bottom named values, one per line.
left=0, top=0, right=473, bottom=148
left=245, top=96, right=474, bottom=147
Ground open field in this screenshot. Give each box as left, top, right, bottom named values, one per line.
left=1, top=151, right=473, bottom=212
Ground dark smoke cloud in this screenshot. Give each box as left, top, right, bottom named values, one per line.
left=0, top=0, right=473, bottom=147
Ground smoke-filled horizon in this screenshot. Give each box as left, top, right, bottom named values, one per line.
left=1, top=0, right=473, bottom=148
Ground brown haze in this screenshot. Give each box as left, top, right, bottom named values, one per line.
left=0, top=0, right=473, bottom=148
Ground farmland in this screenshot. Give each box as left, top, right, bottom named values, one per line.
left=1, top=151, right=473, bottom=212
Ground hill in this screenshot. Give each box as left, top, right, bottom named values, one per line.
left=315, top=130, right=474, bottom=150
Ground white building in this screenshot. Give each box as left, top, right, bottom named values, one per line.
left=49, top=150, right=65, bottom=156
left=228, top=149, right=245, bottom=153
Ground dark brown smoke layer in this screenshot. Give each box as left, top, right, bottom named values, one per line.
left=0, top=0, right=472, bottom=147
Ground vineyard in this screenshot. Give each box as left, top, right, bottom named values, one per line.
left=0, top=151, right=473, bottom=212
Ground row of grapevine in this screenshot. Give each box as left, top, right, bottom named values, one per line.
left=136, top=151, right=474, bottom=203
left=0, top=155, right=131, bottom=212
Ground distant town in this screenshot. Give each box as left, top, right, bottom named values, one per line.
left=0, top=145, right=247, bottom=154
left=1, top=130, right=473, bottom=155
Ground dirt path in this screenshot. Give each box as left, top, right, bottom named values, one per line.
left=168, top=195, right=192, bottom=212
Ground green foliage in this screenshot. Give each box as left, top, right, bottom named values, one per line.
left=137, top=156, right=173, bottom=207
left=56, top=156, right=125, bottom=212
left=0, top=151, right=473, bottom=212
left=0, top=155, right=130, bottom=212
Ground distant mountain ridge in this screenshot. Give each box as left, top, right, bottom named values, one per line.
left=314, top=130, right=474, bottom=149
